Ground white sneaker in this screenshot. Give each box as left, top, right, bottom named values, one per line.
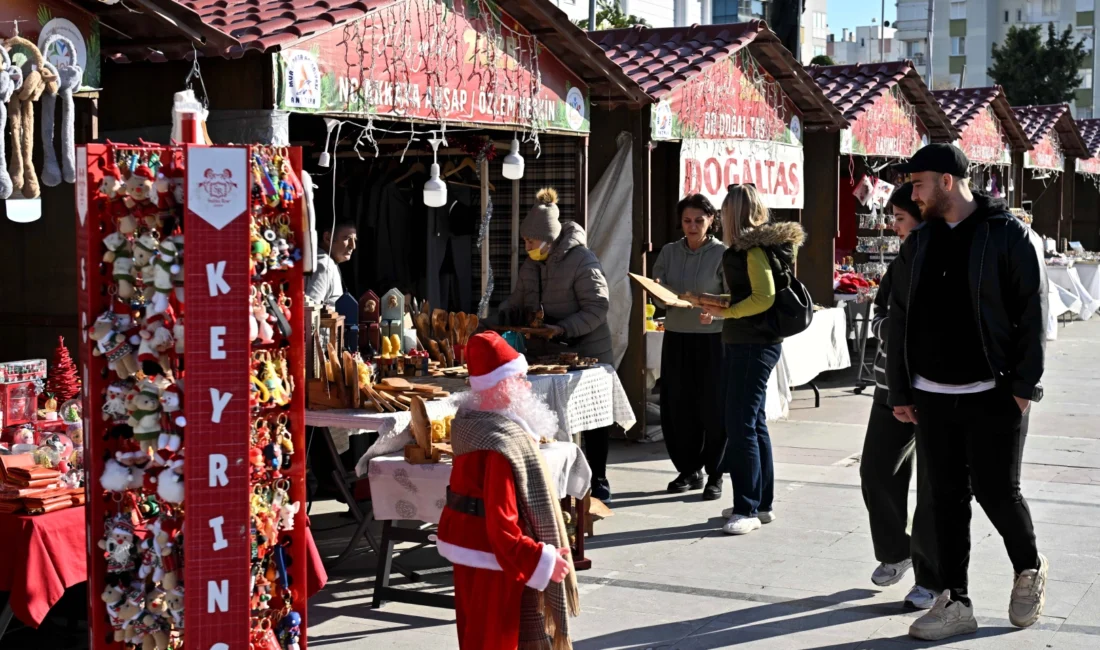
left=904, top=585, right=937, bottom=610
left=872, top=558, right=913, bottom=587
left=723, top=514, right=762, bottom=535
left=1009, top=553, right=1048, bottom=628
left=909, top=590, right=979, bottom=641
left=758, top=510, right=777, bottom=524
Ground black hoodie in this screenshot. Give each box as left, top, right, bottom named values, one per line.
left=886, top=194, right=1049, bottom=405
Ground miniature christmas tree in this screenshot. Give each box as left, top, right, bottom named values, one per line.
left=45, top=336, right=81, bottom=405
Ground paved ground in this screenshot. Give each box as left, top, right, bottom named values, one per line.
left=306, top=319, right=1100, bottom=649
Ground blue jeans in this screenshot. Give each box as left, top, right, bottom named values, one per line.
left=722, top=342, right=782, bottom=516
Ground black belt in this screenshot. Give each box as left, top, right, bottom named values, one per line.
left=446, top=487, right=485, bottom=517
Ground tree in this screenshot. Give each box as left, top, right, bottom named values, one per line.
left=574, top=0, right=650, bottom=30
left=989, top=23, right=1088, bottom=106
left=810, top=54, right=835, bottom=66
left=44, top=336, right=81, bottom=406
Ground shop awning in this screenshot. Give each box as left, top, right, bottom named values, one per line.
left=85, top=0, right=647, bottom=107
left=1076, top=119, right=1100, bottom=175
left=1013, top=104, right=1089, bottom=157
left=810, top=61, right=957, bottom=145
left=932, top=86, right=1031, bottom=153
left=590, top=21, right=847, bottom=132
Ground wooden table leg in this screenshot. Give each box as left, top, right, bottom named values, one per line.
left=568, top=494, right=591, bottom=571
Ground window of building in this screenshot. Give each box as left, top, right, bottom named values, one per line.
left=861, top=37, right=866, bottom=47
left=712, top=0, right=738, bottom=22
left=1079, top=107, right=1093, bottom=119
left=1005, top=10, right=1010, bottom=21
left=950, top=1, right=966, bottom=19
left=952, top=36, right=966, bottom=55
left=814, top=45, right=827, bottom=56
left=1042, top=0, right=1059, bottom=16
left=906, top=40, right=924, bottom=56
left=1018, top=9, right=1023, bottom=20
left=814, top=11, right=828, bottom=38
left=1081, top=69, right=1094, bottom=89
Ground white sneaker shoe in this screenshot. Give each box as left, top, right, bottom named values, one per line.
left=909, top=590, right=979, bottom=641
left=872, top=558, right=913, bottom=586
left=904, top=585, right=937, bottom=610
left=1009, top=553, right=1048, bottom=628
left=758, top=510, right=777, bottom=524
left=723, top=514, right=762, bottom=535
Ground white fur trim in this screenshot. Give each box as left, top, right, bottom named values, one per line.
left=468, top=356, right=528, bottom=392
left=435, top=539, right=502, bottom=572
left=526, top=543, right=556, bottom=591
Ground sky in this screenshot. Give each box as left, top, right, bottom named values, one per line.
left=828, top=0, right=897, bottom=37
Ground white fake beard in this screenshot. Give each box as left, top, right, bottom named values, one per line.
left=460, top=380, right=560, bottom=441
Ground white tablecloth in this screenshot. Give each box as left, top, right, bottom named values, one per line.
left=1047, top=281, right=1082, bottom=341
left=366, top=441, right=591, bottom=523
left=1076, top=263, right=1100, bottom=305
left=1047, top=265, right=1099, bottom=321
left=645, top=307, right=851, bottom=420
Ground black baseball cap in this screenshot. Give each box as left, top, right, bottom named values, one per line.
left=892, top=143, right=970, bottom=177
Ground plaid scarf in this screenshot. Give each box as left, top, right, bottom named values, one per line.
left=450, top=409, right=580, bottom=650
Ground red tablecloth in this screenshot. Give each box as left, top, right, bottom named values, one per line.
left=0, top=507, right=328, bottom=629
left=0, top=506, right=87, bottom=628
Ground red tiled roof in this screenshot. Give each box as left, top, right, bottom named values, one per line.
left=809, top=61, right=957, bottom=143
left=590, top=22, right=847, bottom=130
left=1012, top=104, right=1089, bottom=157
left=1077, top=119, right=1100, bottom=158
left=932, top=86, right=1031, bottom=153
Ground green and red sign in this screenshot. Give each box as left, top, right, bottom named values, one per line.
left=840, top=87, right=928, bottom=158
left=956, top=105, right=1012, bottom=166
left=275, top=0, right=589, bottom=133
left=1024, top=130, right=1064, bottom=170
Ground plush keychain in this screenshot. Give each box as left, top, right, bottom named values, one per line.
left=39, top=35, right=83, bottom=187
left=127, top=379, right=164, bottom=456
left=6, top=35, right=49, bottom=198
left=158, top=382, right=185, bottom=453
left=0, top=47, right=19, bottom=199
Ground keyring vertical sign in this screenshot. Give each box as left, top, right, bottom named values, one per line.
left=183, top=145, right=251, bottom=647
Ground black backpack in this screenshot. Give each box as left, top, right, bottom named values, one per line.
left=759, top=248, right=813, bottom=338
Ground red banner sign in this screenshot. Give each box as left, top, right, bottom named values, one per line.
left=1078, top=156, right=1100, bottom=175
left=680, top=138, right=803, bottom=209
left=957, top=106, right=1012, bottom=165
left=275, top=0, right=589, bottom=133
left=1025, top=130, right=1064, bottom=170
left=841, top=87, right=928, bottom=158
left=652, top=48, right=800, bottom=145
left=183, top=145, right=251, bottom=650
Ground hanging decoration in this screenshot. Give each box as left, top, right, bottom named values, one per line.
left=1024, top=129, right=1065, bottom=171
left=840, top=85, right=927, bottom=159
left=0, top=45, right=16, bottom=199
left=5, top=32, right=49, bottom=199
left=956, top=105, right=1012, bottom=166
left=39, top=34, right=82, bottom=186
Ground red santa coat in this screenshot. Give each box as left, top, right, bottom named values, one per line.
left=437, top=449, right=557, bottom=650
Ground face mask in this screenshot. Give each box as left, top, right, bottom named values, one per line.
left=528, top=244, right=549, bottom=261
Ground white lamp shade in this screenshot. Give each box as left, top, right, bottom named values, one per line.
left=6, top=198, right=42, bottom=223
left=502, top=138, right=525, bottom=180
left=423, top=163, right=448, bottom=208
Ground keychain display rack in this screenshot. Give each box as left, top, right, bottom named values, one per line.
left=76, top=143, right=308, bottom=650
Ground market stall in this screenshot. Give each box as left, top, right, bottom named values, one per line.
left=1012, top=104, right=1089, bottom=245
left=587, top=21, right=847, bottom=437
left=933, top=86, right=1031, bottom=209
left=1073, top=119, right=1100, bottom=251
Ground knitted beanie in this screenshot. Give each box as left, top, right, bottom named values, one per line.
left=520, top=187, right=561, bottom=242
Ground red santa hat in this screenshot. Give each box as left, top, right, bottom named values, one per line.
left=466, top=332, right=528, bottom=392
left=112, top=300, right=134, bottom=320
left=132, top=165, right=155, bottom=182
left=146, top=306, right=176, bottom=330
left=102, top=157, right=123, bottom=180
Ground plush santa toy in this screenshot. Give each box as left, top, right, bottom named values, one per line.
left=435, top=332, right=578, bottom=650
left=158, top=382, right=185, bottom=454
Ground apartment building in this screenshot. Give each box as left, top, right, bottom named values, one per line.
left=827, top=23, right=901, bottom=64
left=895, top=0, right=932, bottom=73
left=930, top=0, right=1096, bottom=117
left=551, top=0, right=700, bottom=26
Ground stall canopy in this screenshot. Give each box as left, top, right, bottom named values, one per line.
left=1076, top=119, right=1100, bottom=176
left=933, top=86, right=1031, bottom=166
left=1013, top=104, right=1089, bottom=171
left=590, top=21, right=847, bottom=208
left=811, top=61, right=957, bottom=158
left=91, top=0, right=647, bottom=130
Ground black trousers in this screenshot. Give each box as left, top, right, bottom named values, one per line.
left=913, top=388, right=1039, bottom=602
left=584, top=426, right=612, bottom=480
left=860, top=401, right=939, bottom=591
left=660, top=332, right=726, bottom=477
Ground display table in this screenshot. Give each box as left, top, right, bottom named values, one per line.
left=0, top=507, right=86, bottom=636
left=645, top=307, right=851, bottom=420
left=1047, top=265, right=1099, bottom=321
left=1076, top=263, right=1100, bottom=307
left=1047, top=281, right=1083, bottom=341
left=366, top=442, right=592, bottom=610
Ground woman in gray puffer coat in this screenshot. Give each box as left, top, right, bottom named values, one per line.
left=498, top=187, right=615, bottom=500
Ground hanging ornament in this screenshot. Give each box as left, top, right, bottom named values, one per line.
left=423, top=134, right=447, bottom=208
left=502, top=135, right=525, bottom=180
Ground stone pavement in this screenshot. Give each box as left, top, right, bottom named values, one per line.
left=306, top=318, right=1100, bottom=649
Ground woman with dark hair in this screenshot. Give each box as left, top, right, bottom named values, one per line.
left=701, top=185, right=804, bottom=536
left=860, top=182, right=940, bottom=609
left=651, top=194, right=728, bottom=499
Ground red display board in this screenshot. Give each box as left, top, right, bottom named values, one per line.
left=78, top=144, right=308, bottom=650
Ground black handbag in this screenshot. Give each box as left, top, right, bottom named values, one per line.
left=760, top=249, right=813, bottom=338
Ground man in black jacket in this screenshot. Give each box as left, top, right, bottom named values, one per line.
left=887, top=145, right=1048, bottom=641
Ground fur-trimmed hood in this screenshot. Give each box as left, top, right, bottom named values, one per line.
left=730, top=221, right=805, bottom=252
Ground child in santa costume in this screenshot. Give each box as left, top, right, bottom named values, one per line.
left=437, top=331, right=579, bottom=650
